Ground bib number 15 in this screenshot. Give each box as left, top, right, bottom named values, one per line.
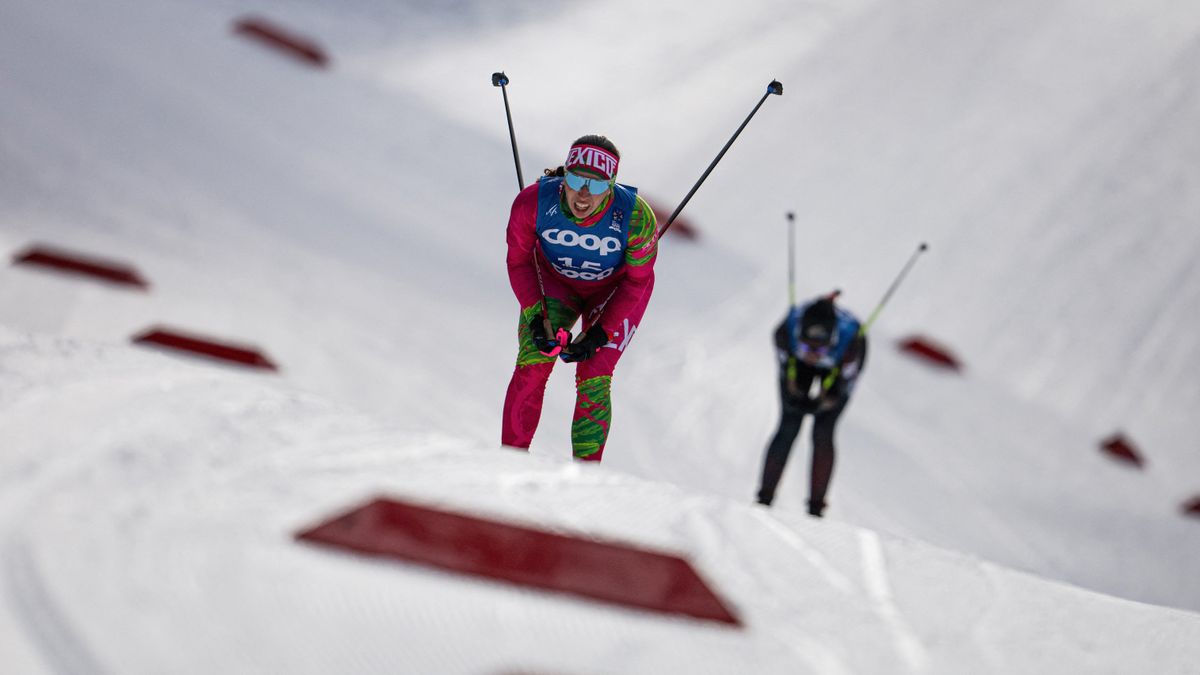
left=554, top=257, right=614, bottom=281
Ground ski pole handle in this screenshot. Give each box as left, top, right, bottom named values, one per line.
left=537, top=326, right=572, bottom=358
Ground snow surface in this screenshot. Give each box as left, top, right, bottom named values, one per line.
left=2, top=0, right=1199, bottom=672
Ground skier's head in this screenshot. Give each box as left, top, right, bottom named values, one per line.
left=547, top=135, right=620, bottom=219
left=798, top=298, right=839, bottom=362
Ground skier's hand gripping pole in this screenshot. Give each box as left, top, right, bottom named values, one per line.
left=530, top=314, right=571, bottom=358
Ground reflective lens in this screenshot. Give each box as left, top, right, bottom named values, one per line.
left=564, top=170, right=612, bottom=194
left=797, top=340, right=832, bottom=360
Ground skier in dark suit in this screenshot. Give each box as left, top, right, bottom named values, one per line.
left=756, top=294, right=867, bottom=517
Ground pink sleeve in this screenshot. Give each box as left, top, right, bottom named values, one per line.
left=597, top=259, right=655, bottom=329
left=595, top=194, right=658, bottom=328
left=506, top=184, right=545, bottom=310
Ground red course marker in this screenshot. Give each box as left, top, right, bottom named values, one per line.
left=896, top=335, right=962, bottom=371
left=1099, top=432, right=1144, bottom=469
left=296, top=497, right=741, bottom=626
left=233, top=16, right=329, bottom=68
left=12, top=245, right=149, bottom=290
left=132, top=326, right=278, bottom=371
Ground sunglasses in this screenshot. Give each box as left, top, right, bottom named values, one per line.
left=563, top=170, right=612, bottom=194
left=797, top=340, right=833, bottom=360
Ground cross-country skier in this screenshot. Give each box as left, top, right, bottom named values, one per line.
left=756, top=294, right=867, bottom=516
left=501, top=134, right=658, bottom=461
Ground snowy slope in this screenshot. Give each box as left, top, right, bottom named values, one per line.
left=2, top=0, right=1200, bottom=672
left=2, top=328, right=1198, bottom=674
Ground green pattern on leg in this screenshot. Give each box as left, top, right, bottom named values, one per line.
left=572, top=375, right=612, bottom=458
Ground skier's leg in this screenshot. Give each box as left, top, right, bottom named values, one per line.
left=501, top=362, right=552, bottom=450
left=808, top=402, right=846, bottom=516
left=570, top=277, right=654, bottom=461
left=757, top=380, right=805, bottom=505
left=570, top=373, right=611, bottom=461
left=501, top=299, right=578, bottom=450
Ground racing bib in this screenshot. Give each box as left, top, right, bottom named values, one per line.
left=535, top=177, right=637, bottom=283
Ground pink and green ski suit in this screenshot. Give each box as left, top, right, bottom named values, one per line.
left=501, top=176, right=658, bottom=461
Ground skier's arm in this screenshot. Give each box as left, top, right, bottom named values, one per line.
left=505, top=183, right=546, bottom=311
left=825, top=334, right=868, bottom=402
left=774, top=317, right=807, bottom=402
left=594, top=194, right=658, bottom=328
left=773, top=319, right=790, bottom=355
left=773, top=306, right=803, bottom=362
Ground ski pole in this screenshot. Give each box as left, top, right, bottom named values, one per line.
left=786, top=212, right=797, bottom=308
left=821, top=243, right=929, bottom=391
left=785, top=212, right=798, bottom=389
left=491, top=71, right=566, bottom=354
left=861, top=242, right=929, bottom=334
left=492, top=71, right=525, bottom=191
left=659, top=80, right=784, bottom=236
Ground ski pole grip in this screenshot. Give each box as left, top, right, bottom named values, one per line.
left=492, top=72, right=509, bottom=87
left=537, top=327, right=571, bottom=358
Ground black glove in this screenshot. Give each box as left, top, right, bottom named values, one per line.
left=529, top=316, right=568, bottom=356
left=815, top=393, right=843, bottom=413
left=560, top=325, right=611, bottom=363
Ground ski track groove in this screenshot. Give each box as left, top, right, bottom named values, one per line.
left=4, top=531, right=107, bottom=675
left=858, top=530, right=929, bottom=673
left=752, top=510, right=857, bottom=595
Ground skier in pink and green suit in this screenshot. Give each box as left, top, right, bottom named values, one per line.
left=501, top=134, right=658, bottom=462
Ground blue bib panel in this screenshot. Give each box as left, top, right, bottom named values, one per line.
left=535, top=177, right=636, bottom=283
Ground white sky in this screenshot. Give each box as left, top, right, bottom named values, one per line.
left=1, top=0, right=1199, bottom=672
